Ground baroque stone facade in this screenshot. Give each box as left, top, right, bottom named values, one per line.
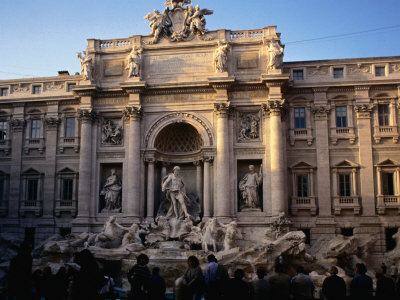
left=1, top=1, right=400, bottom=264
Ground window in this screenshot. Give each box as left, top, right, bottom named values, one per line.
left=297, top=174, right=309, bottom=197
left=341, top=228, right=354, bottom=237
left=333, top=68, right=344, bottom=79
left=30, top=119, right=41, bottom=139
left=1, top=88, right=8, bottom=97
left=293, top=70, right=304, bottom=80
left=339, top=174, right=351, bottom=196
left=375, top=66, right=386, bottom=77
left=27, top=179, right=38, bottom=201
left=0, top=121, right=7, bottom=140
left=294, top=108, right=306, bottom=129
left=32, top=86, right=41, bottom=94
left=336, top=106, right=347, bottom=127
left=62, top=178, right=73, bottom=200
left=382, top=172, right=395, bottom=196
left=67, top=84, right=76, bottom=92
left=65, top=118, right=75, bottom=138
left=378, top=104, right=390, bottom=126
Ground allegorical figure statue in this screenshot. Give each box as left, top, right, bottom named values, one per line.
left=214, top=41, right=230, bottom=73
left=161, top=166, right=191, bottom=219
left=126, top=46, right=143, bottom=78
left=187, top=4, right=213, bottom=37
left=76, top=51, right=94, bottom=82
left=266, top=38, right=284, bottom=73
left=239, top=165, right=262, bottom=209
left=144, top=8, right=170, bottom=44
left=223, top=221, right=243, bottom=251
left=100, top=169, right=122, bottom=212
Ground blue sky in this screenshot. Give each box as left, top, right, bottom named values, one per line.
left=0, top=0, right=399, bottom=80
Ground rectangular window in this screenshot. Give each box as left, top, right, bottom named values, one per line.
left=67, top=84, right=76, bottom=92
left=383, top=172, right=395, bottom=196
left=339, top=174, right=351, bottom=196
left=27, top=179, right=38, bottom=201
left=32, top=86, right=41, bottom=94
left=336, top=106, right=348, bottom=127
left=294, top=108, right=306, bottom=129
left=293, top=70, right=304, bottom=81
left=0, top=121, right=7, bottom=140
left=378, top=104, right=390, bottom=126
left=375, top=66, right=386, bottom=77
left=30, top=119, right=41, bottom=139
left=333, top=68, right=344, bottom=79
left=65, top=118, right=75, bottom=138
left=62, top=178, right=73, bottom=200
left=297, top=174, right=309, bottom=197
left=341, top=228, right=354, bottom=237
left=1, top=88, right=8, bottom=97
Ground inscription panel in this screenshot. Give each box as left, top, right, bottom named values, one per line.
left=143, top=93, right=214, bottom=103
left=94, top=98, right=128, bottom=106
left=144, top=52, right=214, bottom=76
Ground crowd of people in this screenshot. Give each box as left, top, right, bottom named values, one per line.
left=5, top=240, right=400, bottom=300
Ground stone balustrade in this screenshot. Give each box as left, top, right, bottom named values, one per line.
left=291, top=196, right=317, bottom=215
left=333, top=196, right=361, bottom=215
left=377, top=195, right=400, bottom=214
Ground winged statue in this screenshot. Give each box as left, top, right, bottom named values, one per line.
left=164, top=0, right=192, bottom=9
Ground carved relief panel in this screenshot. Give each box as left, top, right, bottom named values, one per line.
left=101, top=118, right=123, bottom=146
left=237, top=112, right=261, bottom=143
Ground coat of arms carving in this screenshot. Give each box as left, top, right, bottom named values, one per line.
left=144, top=0, right=214, bottom=44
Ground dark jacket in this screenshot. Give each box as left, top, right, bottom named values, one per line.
left=225, top=278, right=250, bottom=300
left=148, top=274, right=166, bottom=300
left=322, top=274, right=346, bottom=300
left=350, top=274, right=373, bottom=300
left=376, top=275, right=396, bottom=300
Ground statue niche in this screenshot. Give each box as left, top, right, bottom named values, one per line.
left=237, top=160, right=263, bottom=212
left=99, top=164, right=123, bottom=213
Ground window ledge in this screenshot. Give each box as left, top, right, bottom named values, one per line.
left=333, top=196, right=360, bottom=215
left=290, top=197, right=317, bottom=215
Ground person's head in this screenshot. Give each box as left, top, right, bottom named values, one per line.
left=207, top=254, right=217, bottom=263
left=249, top=165, right=255, bottom=173
left=57, top=266, right=66, bottom=276
left=152, top=267, right=160, bottom=276
left=275, top=263, right=284, bottom=274
left=173, top=166, right=180, bottom=176
left=137, top=254, right=149, bottom=266
left=76, top=249, right=96, bottom=269
left=43, top=266, right=52, bottom=276
left=187, top=256, right=199, bottom=268
left=329, top=266, right=338, bottom=275
left=256, top=267, right=266, bottom=279
left=296, top=266, right=305, bottom=274
left=355, top=263, right=367, bottom=275
left=234, top=269, right=245, bottom=280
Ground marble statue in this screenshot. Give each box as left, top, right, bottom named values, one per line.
left=121, top=224, right=149, bottom=247
left=202, top=218, right=224, bottom=252
left=102, top=120, right=123, bottom=145
left=161, top=166, right=191, bottom=220
left=76, top=51, right=94, bottom=82
left=271, top=212, right=291, bottom=239
left=223, top=221, right=242, bottom=251
left=266, top=38, right=284, bottom=73
left=126, top=46, right=143, bottom=78
left=147, top=216, right=171, bottom=245
left=94, top=216, right=126, bottom=248
left=214, top=41, right=230, bottom=73
left=100, top=169, right=122, bottom=213
left=187, top=5, right=213, bottom=37
left=165, top=0, right=191, bottom=9
left=239, top=165, right=262, bottom=210
left=144, top=8, right=170, bottom=44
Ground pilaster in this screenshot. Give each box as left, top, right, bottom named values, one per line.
left=354, top=86, right=375, bottom=216
left=203, top=156, right=213, bottom=218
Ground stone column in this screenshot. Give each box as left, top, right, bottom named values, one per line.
left=354, top=87, right=375, bottom=215
left=8, top=108, right=25, bottom=219
left=42, top=107, right=60, bottom=223
left=146, top=158, right=155, bottom=220
left=214, top=103, right=231, bottom=218
left=76, top=110, right=96, bottom=220
left=312, top=92, right=332, bottom=217
left=203, top=157, right=212, bottom=218
left=352, top=169, right=357, bottom=196
left=194, top=161, right=202, bottom=204
left=377, top=167, right=382, bottom=196
left=161, top=162, right=168, bottom=180
left=267, top=102, right=286, bottom=215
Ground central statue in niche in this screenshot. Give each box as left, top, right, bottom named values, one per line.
left=161, top=166, right=191, bottom=219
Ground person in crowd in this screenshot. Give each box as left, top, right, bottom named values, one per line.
left=72, top=249, right=105, bottom=300
left=182, top=256, right=204, bottom=300
left=381, top=262, right=387, bottom=275
left=269, top=263, right=291, bottom=300
left=55, top=266, right=68, bottom=300
left=350, top=263, right=373, bottom=300
left=321, top=266, right=346, bottom=300
left=251, top=267, right=270, bottom=300
left=128, top=253, right=151, bottom=300
left=390, top=262, right=398, bottom=280
left=42, top=266, right=58, bottom=300
left=7, top=240, right=33, bottom=300
left=376, top=271, right=396, bottom=300
left=148, top=267, right=166, bottom=300
left=291, top=266, right=315, bottom=300
left=204, top=254, right=229, bottom=300
left=31, top=269, right=44, bottom=300
left=225, top=269, right=250, bottom=300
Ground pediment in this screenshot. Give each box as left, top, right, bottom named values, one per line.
left=22, top=168, right=41, bottom=175
left=377, top=159, right=399, bottom=167
left=333, top=160, right=358, bottom=168
left=57, top=167, right=76, bottom=174
left=290, top=161, right=314, bottom=169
